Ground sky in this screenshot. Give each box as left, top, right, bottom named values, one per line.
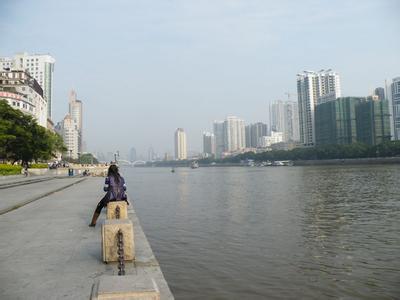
left=1, top=0, right=399, bottom=158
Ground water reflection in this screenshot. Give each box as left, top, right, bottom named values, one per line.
left=123, top=165, right=400, bottom=299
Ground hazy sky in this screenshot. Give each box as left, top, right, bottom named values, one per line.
left=1, top=0, right=399, bottom=158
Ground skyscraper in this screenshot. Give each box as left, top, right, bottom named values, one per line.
left=245, top=122, right=268, bottom=148
left=203, top=132, right=216, bottom=157
left=297, top=69, right=341, bottom=146
left=68, top=90, right=83, bottom=153
left=129, top=147, right=137, bottom=162
left=356, top=96, right=391, bottom=145
left=374, top=87, right=385, bottom=101
left=224, top=116, right=245, bottom=152
left=174, top=128, right=187, bottom=160
left=269, top=101, right=299, bottom=142
left=213, top=121, right=225, bottom=159
left=1, top=52, right=55, bottom=119
left=391, top=77, right=400, bottom=140
left=315, top=97, right=362, bottom=145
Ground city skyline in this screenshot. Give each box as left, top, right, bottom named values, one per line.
left=1, top=0, right=399, bottom=156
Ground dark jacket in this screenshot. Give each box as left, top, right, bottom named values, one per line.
left=103, top=175, right=127, bottom=201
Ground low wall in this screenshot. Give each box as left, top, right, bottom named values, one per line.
left=293, top=157, right=400, bottom=166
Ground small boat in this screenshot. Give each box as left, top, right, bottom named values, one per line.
left=190, top=161, right=199, bottom=169
left=171, top=168, right=175, bottom=173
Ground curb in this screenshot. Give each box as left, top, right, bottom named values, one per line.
left=0, top=178, right=87, bottom=215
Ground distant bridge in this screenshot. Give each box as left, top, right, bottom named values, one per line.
left=117, top=159, right=147, bottom=166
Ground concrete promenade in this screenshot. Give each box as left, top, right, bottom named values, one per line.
left=0, top=177, right=174, bottom=300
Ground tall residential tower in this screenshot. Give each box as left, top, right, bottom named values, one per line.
left=297, top=69, right=341, bottom=146
left=174, top=128, right=187, bottom=160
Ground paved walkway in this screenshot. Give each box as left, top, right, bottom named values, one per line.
left=0, top=177, right=174, bottom=300
left=0, top=177, right=86, bottom=214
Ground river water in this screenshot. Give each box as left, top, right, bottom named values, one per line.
left=122, top=165, right=400, bottom=299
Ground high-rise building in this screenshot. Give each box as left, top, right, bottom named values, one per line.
left=0, top=69, right=47, bottom=127
left=269, top=100, right=286, bottom=133
left=213, top=121, right=225, bottom=159
left=315, top=97, right=362, bottom=145
left=129, top=147, right=137, bottom=162
left=269, top=101, right=300, bottom=142
left=1, top=53, right=55, bottom=119
left=374, top=87, right=385, bottom=101
left=391, top=77, right=400, bottom=140
left=285, top=101, right=300, bottom=142
left=356, top=96, right=391, bottom=145
left=245, top=122, right=268, bottom=148
left=68, top=90, right=83, bottom=153
left=147, top=147, right=155, bottom=161
left=174, top=128, right=187, bottom=160
left=203, top=132, right=216, bottom=157
left=224, top=116, right=246, bottom=152
left=61, top=114, right=79, bottom=159
left=297, top=69, right=341, bottom=146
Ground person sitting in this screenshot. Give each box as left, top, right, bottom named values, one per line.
left=89, top=164, right=128, bottom=227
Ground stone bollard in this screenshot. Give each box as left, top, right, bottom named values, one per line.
left=102, top=219, right=135, bottom=263
left=90, top=275, right=160, bottom=300
left=107, top=201, right=128, bottom=220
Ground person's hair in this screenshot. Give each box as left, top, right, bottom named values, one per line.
left=107, top=164, right=121, bottom=183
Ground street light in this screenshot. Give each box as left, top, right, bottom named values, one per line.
left=114, top=151, right=120, bottom=164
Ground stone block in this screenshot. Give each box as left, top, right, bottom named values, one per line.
left=102, top=219, right=135, bottom=262
left=90, top=275, right=160, bottom=300
left=107, top=201, right=128, bottom=220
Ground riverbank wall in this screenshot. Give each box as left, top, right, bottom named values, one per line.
left=293, top=157, right=400, bottom=166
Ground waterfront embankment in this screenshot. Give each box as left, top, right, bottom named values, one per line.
left=0, top=177, right=173, bottom=299
left=293, top=156, right=400, bottom=166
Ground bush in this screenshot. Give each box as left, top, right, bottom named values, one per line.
left=29, top=163, right=48, bottom=169
left=0, top=164, right=22, bottom=175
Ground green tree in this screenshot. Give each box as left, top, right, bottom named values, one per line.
left=0, top=100, right=66, bottom=164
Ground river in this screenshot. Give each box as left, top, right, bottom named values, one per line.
left=122, top=165, right=400, bottom=299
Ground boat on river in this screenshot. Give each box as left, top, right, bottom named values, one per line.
left=190, top=161, right=199, bottom=169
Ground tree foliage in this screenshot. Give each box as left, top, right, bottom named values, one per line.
left=0, top=100, right=66, bottom=163
left=224, top=141, right=400, bottom=163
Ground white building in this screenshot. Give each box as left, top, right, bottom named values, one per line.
left=259, top=131, right=284, bottom=148
left=269, top=100, right=300, bottom=143
left=391, top=77, right=400, bottom=140
left=1, top=52, right=55, bottom=119
left=0, top=69, right=47, bottom=127
left=203, top=132, right=216, bottom=157
left=297, top=69, right=341, bottom=146
left=174, top=128, right=187, bottom=160
left=61, top=114, right=79, bottom=159
left=68, top=90, right=83, bottom=152
left=224, top=116, right=246, bottom=152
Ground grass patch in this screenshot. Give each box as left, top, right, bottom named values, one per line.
left=0, top=164, right=22, bottom=175
left=29, top=163, right=48, bottom=169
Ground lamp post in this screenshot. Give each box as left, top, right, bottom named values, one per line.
left=114, top=151, right=120, bottom=164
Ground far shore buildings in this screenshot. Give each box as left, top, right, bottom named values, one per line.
left=297, top=69, right=341, bottom=146
left=68, top=90, right=83, bottom=153
left=213, top=116, right=245, bottom=158
left=203, top=132, right=216, bottom=158
left=0, top=69, right=48, bottom=128
left=55, top=90, right=84, bottom=160
left=174, top=128, right=187, bottom=160
left=315, top=96, right=391, bottom=146
left=1, top=52, right=55, bottom=119
left=269, top=100, right=300, bottom=143
left=391, top=77, right=400, bottom=140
